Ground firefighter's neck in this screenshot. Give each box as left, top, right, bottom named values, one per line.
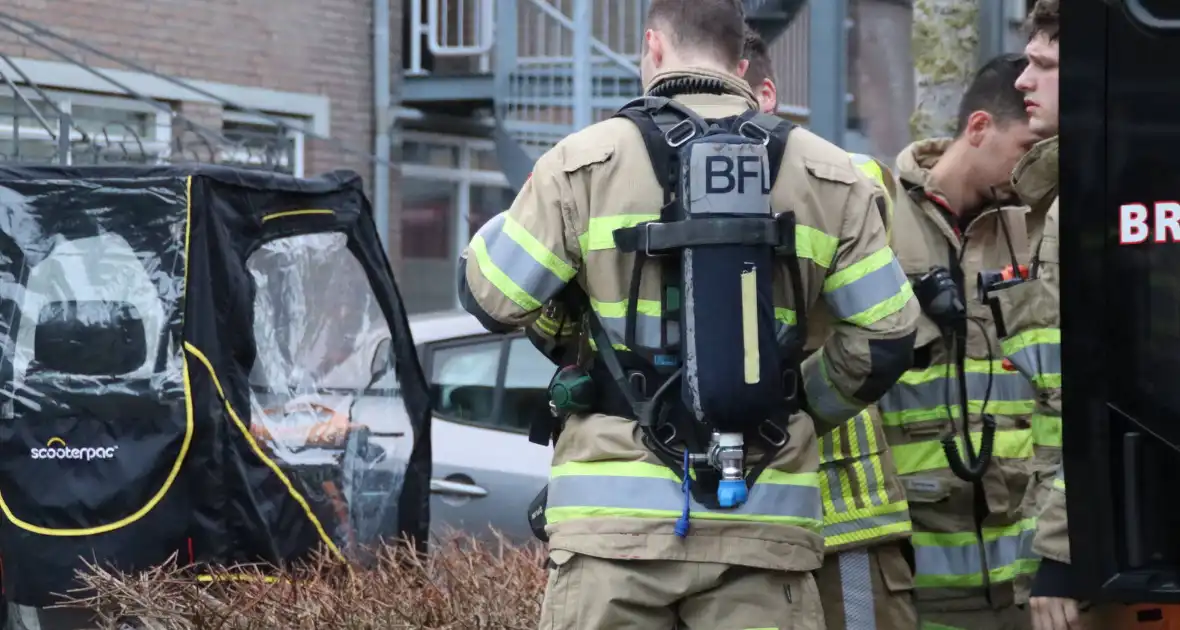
left=928, top=140, right=987, bottom=218
left=660, top=47, right=734, bottom=78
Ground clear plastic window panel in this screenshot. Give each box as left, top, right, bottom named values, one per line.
left=246, top=232, right=409, bottom=555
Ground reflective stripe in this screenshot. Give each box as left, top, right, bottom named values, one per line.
left=580, top=214, right=658, bottom=254
left=849, top=153, right=894, bottom=241
left=820, top=412, right=887, bottom=506
left=587, top=300, right=795, bottom=351
left=589, top=297, right=672, bottom=349
left=837, top=548, right=877, bottom=630
left=470, top=213, right=576, bottom=310
left=819, top=411, right=911, bottom=546
left=878, top=360, right=1035, bottom=426
left=911, top=518, right=1038, bottom=588
left=545, top=461, right=823, bottom=528
left=1052, top=465, right=1066, bottom=491
left=1001, top=328, right=1062, bottom=389
left=533, top=312, right=562, bottom=336
left=1032, top=413, right=1062, bottom=448
left=804, top=352, right=865, bottom=424
left=892, top=429, right=1033, bottom=475
left=822, top=504, right=912, bottom=547
left=823, top=247, right=913, bottom=325
left=579, top=212, right=840, bottom=268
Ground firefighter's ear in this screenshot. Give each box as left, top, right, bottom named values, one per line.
left=964, top=110, right=994, bottom=148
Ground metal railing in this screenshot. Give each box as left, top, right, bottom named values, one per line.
left=499, top=0, right=646, bottom=158
left=407, top=0, right=496, bottom=74
left=402, top=0, right=810, bottom=156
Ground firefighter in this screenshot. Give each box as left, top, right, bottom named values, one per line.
left=457, top=0, right=919, bottom=626
left=999, top=3, right=1076, bottom=629
left=741, top=26, right=919, bottom=630
left=883, top=53, right=1044, bottom=630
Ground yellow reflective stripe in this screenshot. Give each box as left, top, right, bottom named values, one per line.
left=502, top=215, right=577, bottom=282
left=864, top=417, right=891, bottom=506
left=1000, top=327, right=1060, bottom=355
left=823, top=502, right=912, bottom=547
left=797, top=224, right=838, bottom=268
left=775, top=307, right=797, bottom=325
left=1053, top=474, right=1066, bottom=491
left=590, top=297, right=661, bottom=318
left=469, top=234, right=540, bottom=310
left=1033, top=413, right=1062, bottom=448
left=533, top=313, right=561, bottom=336
left=580, top=214, right=658, bottom=254
left=893, top=430, right=1033, bottom=475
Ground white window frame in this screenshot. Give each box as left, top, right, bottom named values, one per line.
left=220, top=109, right=307, bottom=177
left=400, top=131, right=512, bottom=309
left=0, top=86, right=172, bottom=164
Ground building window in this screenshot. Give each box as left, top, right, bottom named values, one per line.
left=400, top=132, right=516, bottom=314
left=0, top=87, right=171, bottom=165
left=220, top=110, right=306, bottom=176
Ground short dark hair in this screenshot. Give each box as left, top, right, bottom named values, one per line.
left=742, top=26, right=776, bottom=87
left=954, top=53, right=1030, bottom=137
left=646, top=0, right=746, bottom=68
left=1025, top=0, right=1060, bottom=42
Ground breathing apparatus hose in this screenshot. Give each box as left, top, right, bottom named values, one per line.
left=941, top=316, right=997, bottom=483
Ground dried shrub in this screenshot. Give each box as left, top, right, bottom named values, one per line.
left=54, top=531, right=548, bottom=630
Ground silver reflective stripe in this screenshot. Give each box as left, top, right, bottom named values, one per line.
left=914, top=528, right=1034, bottom=583
left=838, top=549, right=877, bottom=630
left=825, top=258, right=907, bottom=322
left=478, top=213, right=568, bottom=306
left=914, top=541, right=981, bottom=578
left=823, top=509, right=910, bottom=540
left=546, top=473, right=823, bottom=522
left=804, top=354, right=864, bottom=424
left=1008, top=341, right=1061, bottom=380
left=878, top=371, right=1034, bottom=417
left=596, top=310, right=679, bottom=348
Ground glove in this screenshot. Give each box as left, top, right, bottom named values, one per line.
left=912, top=266, right=965, bottom=331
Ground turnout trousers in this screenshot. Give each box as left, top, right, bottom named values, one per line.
left=538, top=550, right=824, bottom=630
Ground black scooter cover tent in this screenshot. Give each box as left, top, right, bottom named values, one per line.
left=0, top=165, right=431, bottom=606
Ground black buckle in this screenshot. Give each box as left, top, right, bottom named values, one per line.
left=644, top=222, right=665, bottom=257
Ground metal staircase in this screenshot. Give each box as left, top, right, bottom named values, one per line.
left=403, top=0, right=806, bottom=190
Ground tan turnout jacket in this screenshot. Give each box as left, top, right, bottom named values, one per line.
left=462, top=68, right=918, bottom=572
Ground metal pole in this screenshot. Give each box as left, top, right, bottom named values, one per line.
left=373, top=0, right=392, bottom=253
left=808, top=0, right=848, bottom=146
left=571, top=0, right=592, bottom=130
left=57, top=112, right=70, bottom=164
left=977, top=0, right=1007, bottom=65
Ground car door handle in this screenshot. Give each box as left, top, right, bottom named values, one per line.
left=430, top=478, right=489, bottom=498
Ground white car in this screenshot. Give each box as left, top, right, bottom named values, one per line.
left=408, top=310, right=556, bottom=543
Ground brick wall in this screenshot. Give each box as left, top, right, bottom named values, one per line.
left=0, top=0, right=404, bottom=254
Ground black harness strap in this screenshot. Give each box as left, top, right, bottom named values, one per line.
left=586, top=101, right=810, bottom=506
